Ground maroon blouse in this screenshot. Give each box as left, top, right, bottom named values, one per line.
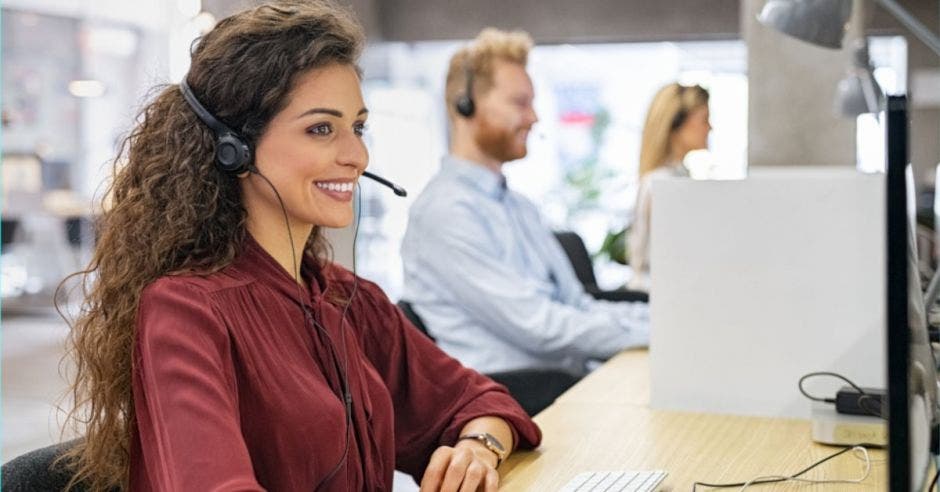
left=129, top=236, right=541, bottom=491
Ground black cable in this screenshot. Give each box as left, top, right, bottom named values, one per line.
left=315, top=182, right=363, bottom=489
left=797, top=371, right=885, bottom=419
left=251, top=169, right=360, bottom=491
left=691, top=445, right=863, bottom=491
left=798, top=372, right=866, bottom=403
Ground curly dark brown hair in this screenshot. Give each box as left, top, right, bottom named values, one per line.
left=57, top=1, right=364, bottom=489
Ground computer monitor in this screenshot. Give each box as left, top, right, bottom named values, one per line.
left=885, top=94, right=938, bottom=491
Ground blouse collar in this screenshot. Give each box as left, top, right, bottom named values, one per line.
left=232, top=233, right=326, bottom=305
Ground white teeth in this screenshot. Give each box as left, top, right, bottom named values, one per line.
left=316, top=182, right=354, bottom=192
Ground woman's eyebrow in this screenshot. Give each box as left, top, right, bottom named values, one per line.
left=295, top=107, right=369, bottom=120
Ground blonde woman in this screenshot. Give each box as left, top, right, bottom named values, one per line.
left=628, top=83, right=710, bottom=291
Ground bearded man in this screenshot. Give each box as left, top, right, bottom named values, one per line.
left=400, top=28, right=649, bottom=415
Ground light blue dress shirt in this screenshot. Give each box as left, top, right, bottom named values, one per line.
left=401, top=155, right=649, bottom=376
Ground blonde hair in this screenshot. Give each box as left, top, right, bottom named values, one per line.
left=445, top=27, right=533, bottom=120
left=638, top=82, right=709, bottom=177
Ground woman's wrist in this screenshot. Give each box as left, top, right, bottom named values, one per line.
left=454, top=437, right=500, bottom=468
left=455, top=415, right=515, bottom=470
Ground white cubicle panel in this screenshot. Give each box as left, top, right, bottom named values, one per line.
left=649, top=167, right=885, bottom=418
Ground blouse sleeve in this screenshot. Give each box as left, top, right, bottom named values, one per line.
left=347, top=275, right=542, bottom=480
left=133, top=278, right=264, bottom=491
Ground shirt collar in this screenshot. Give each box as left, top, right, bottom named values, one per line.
left=442, top=154, right=508, bottom=200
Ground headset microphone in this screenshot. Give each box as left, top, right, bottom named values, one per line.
left=361, top=171, right=407, bottom=197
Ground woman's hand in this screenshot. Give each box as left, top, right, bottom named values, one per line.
left=419, top=439, right=500, bottom=492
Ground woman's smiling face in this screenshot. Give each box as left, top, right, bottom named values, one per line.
left=244, top=62, right=369, bottom=229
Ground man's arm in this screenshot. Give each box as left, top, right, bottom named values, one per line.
left=409, top=203, right=646, bottom=360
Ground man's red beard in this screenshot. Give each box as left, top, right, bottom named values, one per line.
left=474, top=115, right=529, bottom=163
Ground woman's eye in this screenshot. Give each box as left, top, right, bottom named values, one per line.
left=354, top=122, right=368, bottom=137
left=308, top=123, right=333, bottom=136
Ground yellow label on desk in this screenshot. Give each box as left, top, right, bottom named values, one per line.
left=833, top=423, right=888, bottom=446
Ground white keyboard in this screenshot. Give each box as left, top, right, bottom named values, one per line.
left=560, top=470, right=667, bottom=492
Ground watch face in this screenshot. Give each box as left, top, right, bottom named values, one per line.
left=482, top=432, right=505, bottom=452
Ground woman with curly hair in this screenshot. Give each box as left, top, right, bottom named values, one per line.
left=59, top=2, right=540, bottom=490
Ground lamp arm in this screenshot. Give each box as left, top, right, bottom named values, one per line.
left=860, top=70, right=882, bottom=113
left=875, top=0, right=940, bottom=57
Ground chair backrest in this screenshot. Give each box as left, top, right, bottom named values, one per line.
left=397, top=300, right=436, bottom=342
left=1, top=219, right=19, bottom=248
left=552, top=231, right=599, bottom=290
left=1, top=439, right=86, bottom=492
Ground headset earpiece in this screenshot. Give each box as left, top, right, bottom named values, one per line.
left=179, top=79, right=253, bottom=175
left=455, top=94, right=475, bottom=118
left=670, top=108, right=689, bottom=131
left=669, top=84, right=691, bottom=131
left=215, top=134, right=253, bottom=175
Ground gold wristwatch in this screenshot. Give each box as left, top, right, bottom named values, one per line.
left=457, top=432, right=508, bottom=467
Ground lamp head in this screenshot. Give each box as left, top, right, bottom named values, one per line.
left=757, top=0, right=853, bottom=49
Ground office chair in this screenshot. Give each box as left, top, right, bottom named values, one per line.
left=553, top=230, right=649, bottom=303
left=1, top=438, right=90, bottom=492
left=397, top=300, right=436, bottom=342
left=1, top=219, right=19, bottom=248
left=396, top=300, right=579, bottom=416
left=64, top=216, right=95, bottom=248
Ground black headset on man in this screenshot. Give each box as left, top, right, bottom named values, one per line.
left=455, top=56, right=476, bottom=118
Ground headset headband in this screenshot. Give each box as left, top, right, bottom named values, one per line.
left=179, top=79, right=253, bottom=174
left=180, top=80, right=237, bottom=137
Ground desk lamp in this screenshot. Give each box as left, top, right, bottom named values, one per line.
left=758, top=0, right=940, bottom=115
left=758, top=0, right=940, bottom=56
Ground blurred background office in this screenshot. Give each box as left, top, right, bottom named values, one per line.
left=2, top=0, right=938, bottom=476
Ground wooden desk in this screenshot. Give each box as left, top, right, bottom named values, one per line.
left=499, top=350, right=886, bottom=491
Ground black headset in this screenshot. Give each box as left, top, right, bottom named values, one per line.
left=669, top=84, right=689, bottom=131
left=179, top=79, right=253, bottom=175
left=670, top=108, right=689, bottom=131
left=179, top=79, right=408, bottom=198
left=454, top=59, right=475, bottom=118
